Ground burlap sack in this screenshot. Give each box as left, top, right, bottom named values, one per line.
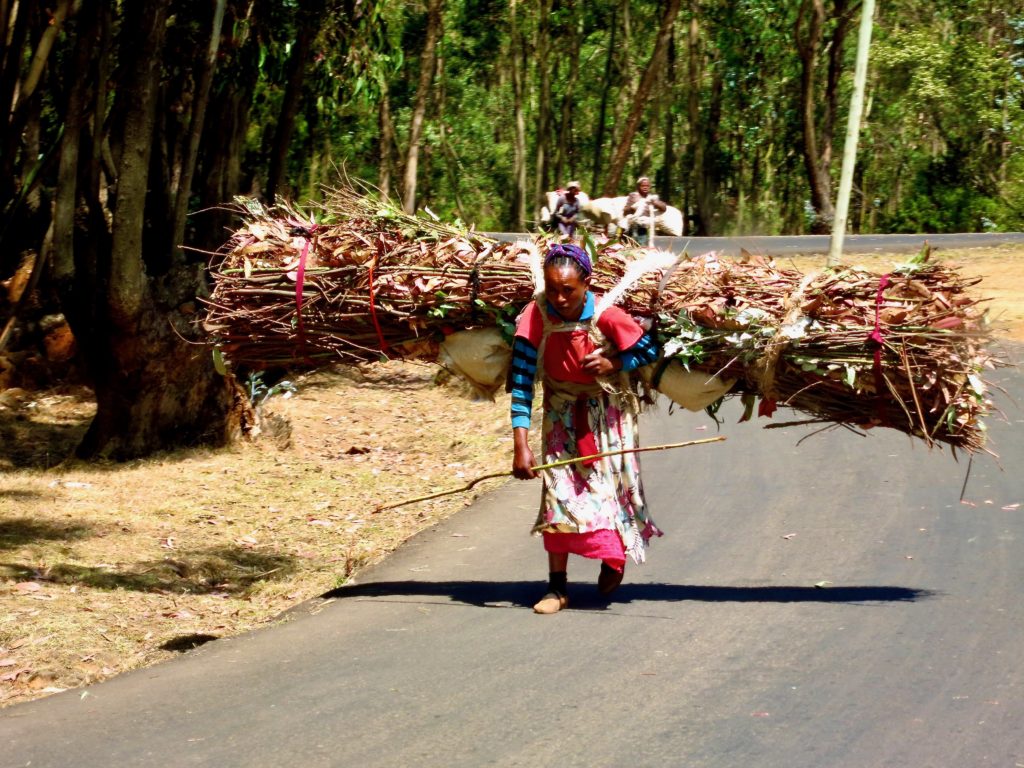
left=438, top=328, right=512, bottom=399
left=639, top=361, right=734, bottom=411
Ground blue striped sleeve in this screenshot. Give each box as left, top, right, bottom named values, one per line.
left=509, top=336, right=538, bottom=429
left=619, top=331, right=659, bottom=372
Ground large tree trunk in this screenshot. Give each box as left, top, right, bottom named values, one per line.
left=602, top=0, right=682, bottom=196
left=78, top=289, right=253, bottom=460
left=795, top=0, right=844, bottom=233
left=402, top=0, right=444, bottom=214
left=266, top=2, right=323, bottom=204
left=55, top=1, right=249, bottom=460
left=554, top=2, right=580, bottom=188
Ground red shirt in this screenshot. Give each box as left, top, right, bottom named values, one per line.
left=514, top=294, right=644, bottom=384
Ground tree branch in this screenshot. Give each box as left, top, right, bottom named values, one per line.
left=171, top=0, right=226, bottom=263
left=602, top=0, right=682, bottom=196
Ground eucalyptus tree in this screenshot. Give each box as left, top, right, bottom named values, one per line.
left=869, top=0, right=1024, bottom=232
left=266, top=0, right=326, bottom=204
left=589, top=1, right=622, bottom=192
left=0, top=0, right=381, bottom=458
left=551, top=0, right=583, bottom=194
left=684, top=0, right=722, bottom=234
left=794, top=0, right=857, bottom=232
left=508, top=0, right=530, bottom=229
left=533, top=0, right=554, bottom=219
left=402, top=0, right=444, bottom=214
left=44, top=0, right=251, bottom=458
left=602, top=0, right=682, bottom=196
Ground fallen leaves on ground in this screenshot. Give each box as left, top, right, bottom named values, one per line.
left=0, top=361, right=512, bottom=708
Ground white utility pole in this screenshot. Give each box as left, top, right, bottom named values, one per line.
left=828, top=0, right=877, bottom=267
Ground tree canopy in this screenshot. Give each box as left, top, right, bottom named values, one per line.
left=212, top=0, right=1023, bottom=235
left=1, top=0, right=1021, bottom=458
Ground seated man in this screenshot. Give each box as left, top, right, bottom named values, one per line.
left=551, top=181, right=582, bottom=238
left=622, top=176, right=667, bottom=246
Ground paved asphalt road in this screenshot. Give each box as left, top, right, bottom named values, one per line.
left=2, top=346, right=1023, bottom=768
left=655, top=231, right=1024, bottom=257
left=487, top=231, right=1024, bottom=257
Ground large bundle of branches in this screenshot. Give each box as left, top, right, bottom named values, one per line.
left=203, top=188, right=1000, bottom=452
left=204, top=189, right=535, bottom=366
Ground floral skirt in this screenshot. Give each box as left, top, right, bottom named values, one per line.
left=532, top=387, right=662, bottom=565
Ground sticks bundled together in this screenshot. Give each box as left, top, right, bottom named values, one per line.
left=203, top=188, right=1001, bottom=452
left=626, top=252, right=998, bottom=452
left=203, top=189, right=537, bottom=367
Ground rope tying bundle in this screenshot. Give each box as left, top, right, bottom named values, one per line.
left=289, top=222, right=320, bottom=363
left=367, top=236, right=390, bottom=353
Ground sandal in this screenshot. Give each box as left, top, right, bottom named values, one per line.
left=532, top=591, right=569, bottom=614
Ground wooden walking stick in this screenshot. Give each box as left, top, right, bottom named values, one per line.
left=372, top=436, right=726, bottom=513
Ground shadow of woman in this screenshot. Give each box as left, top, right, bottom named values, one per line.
left=321, top=579, right=936, bottom=611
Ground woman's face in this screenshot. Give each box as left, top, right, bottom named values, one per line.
left=544, top=264, right=589, bottom=321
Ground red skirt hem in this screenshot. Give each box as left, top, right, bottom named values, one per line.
left=542, top=529, right=626, bottom=572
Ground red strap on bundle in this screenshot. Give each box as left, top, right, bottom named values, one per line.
left=295, top=237, right=312, bottom=317
left=574, top=397, right=599, bottom=467
left=294, top=224, right=319, bottom=362
left=367, top=238, right=390, bottom=352
left=868, top=274, right=891, bottom=419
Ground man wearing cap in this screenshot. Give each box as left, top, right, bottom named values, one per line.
left=551, top=181, right=582, bottom=238
left=622, top=176, right=667, bottom=246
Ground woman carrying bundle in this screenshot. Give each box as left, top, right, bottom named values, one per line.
left=510, top=243, right=662, bottom=614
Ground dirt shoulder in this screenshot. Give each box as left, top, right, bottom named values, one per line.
left=1, top=246, right=1021, bottom=708
left=0, top=363, right=512, bottom=707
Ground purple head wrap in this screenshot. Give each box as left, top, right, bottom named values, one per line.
left=545, top=243, right=592, bottom=277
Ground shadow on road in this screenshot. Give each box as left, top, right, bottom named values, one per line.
left=323, top=580, right=935, bottom=610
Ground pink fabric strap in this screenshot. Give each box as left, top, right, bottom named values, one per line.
left=293, top=224, right=319, bottom=363
left=868, top=272, right=892, bottom=397
left=368, top=238, right=390, bottom=352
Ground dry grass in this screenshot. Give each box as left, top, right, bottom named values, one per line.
left=1, top=245, right=1021, bottom=708
left=0, top=362, right=511, bottom=706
